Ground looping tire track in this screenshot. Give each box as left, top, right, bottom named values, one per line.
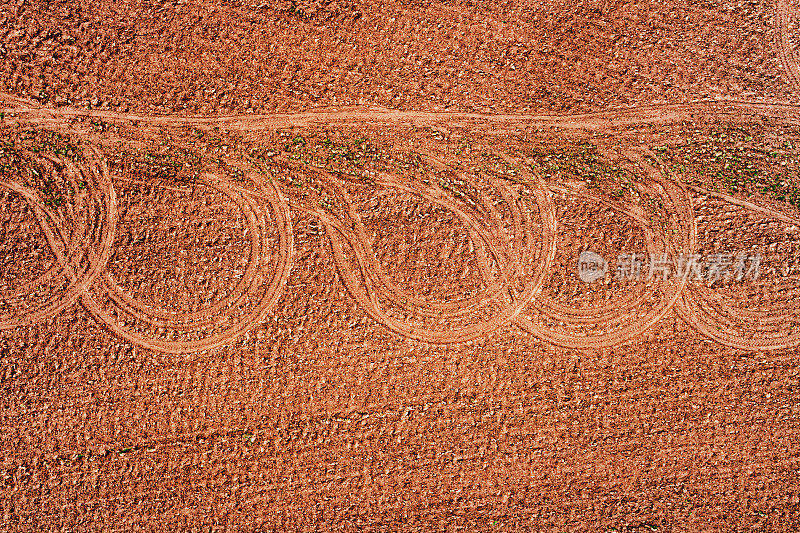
left=281, top=151, right=557, bottom=344
left=0, top=110, right=294, bottom=353
left=535, top=182, right=660, bottom=324
left=777, top=0, right=800, bottom=93
left=643, top=152, right=800, bottom=351
left=673, top=186, right=800, bottom=351
left=0, top=146, right=116, bottom=330
left=2, top=94, right=800, bottom=351
left=336, top=164, right=513, bottom=317
left=80, top=173, right=294, bottom=355
left=512, top=150, right=697, bottom=349
left=675, top=286, right=800, bottom=351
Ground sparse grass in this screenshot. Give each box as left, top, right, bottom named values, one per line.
left=111, top=146, right=202, bottom=184
left=90, top=119, right=109, bottom=132
left=264, top=131, right=389, bottom=181
left=42, top=177, right=64, bottom=207
left=0, top=140, right=24, bottom=176
left=526, top=142, right=636, bottom=197
left=654, top=126, right=800, bottom=208
left=0, top=130, right=79, bottom=206
left=19, top=128, right=83, bottom=161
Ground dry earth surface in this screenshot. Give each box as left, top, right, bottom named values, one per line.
left=2, top=0, right=800, bottom=531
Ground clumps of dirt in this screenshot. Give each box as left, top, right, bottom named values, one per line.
left=0, top=0, right=787, bottom=115
left=108, top=147, right=203, bottom=185
left=267, top=0, right=363, bottom=22
left=245, top=129, right=395, bottom=181
left=15, top=128, right=84, bottom=161
left=0, top=138, right=25, bottom=179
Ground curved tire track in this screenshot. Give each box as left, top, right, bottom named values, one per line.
left=81, top=172, right=293, bottom=355
left=0, top=147, right=116, bottom=330
left=3, top=98, right=800, bottom=351
left=513, top=151, right=697, bottom=349
left=777, top=0, right=800, bottom=93
left=285, top=151, right=557, bottom=344
left=674, top=184, right=800, bottom=351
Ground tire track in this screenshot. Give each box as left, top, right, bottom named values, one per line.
left=646, top=150, right=800, bottom=351
left=674, top=194, right=800, bottom=351
left=1, top=110, right=293, bottom=354
left=282, top=151, right=557, bottom=344
left=0, top=146, right=116, bottom=330
left=676, top=285, right=800, bottom=351
left=513, top=150, right=697, bottom=349
left=3, top=98, right=800, bottom=351
left=4, top=94, right=800, bottom=133
left=81, top=171, right=293, bottom=355
left=776, top=0, right=800, bottom=93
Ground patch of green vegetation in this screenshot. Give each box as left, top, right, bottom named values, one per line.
left=90, top=119, right=108, bottom=132
left=655, top=126, right=800, bottom=209
left=530, top=143, right=626, bottom=183
left=283, top=135, right=307, bottom=152
left=0, top=140, right=23, bottom=176
left=113, top=147, right=202, bottom=184
left=42, top=178, right=64, bottom=207
left=527, top=142, right=636, bottom=196
left=404, top=150, right=423, bottom=169
left=271, top=131, right=387, bottom=180
left=20, top=129, right=83, bottom=161
left=0, top=135, right=71, bottom=205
